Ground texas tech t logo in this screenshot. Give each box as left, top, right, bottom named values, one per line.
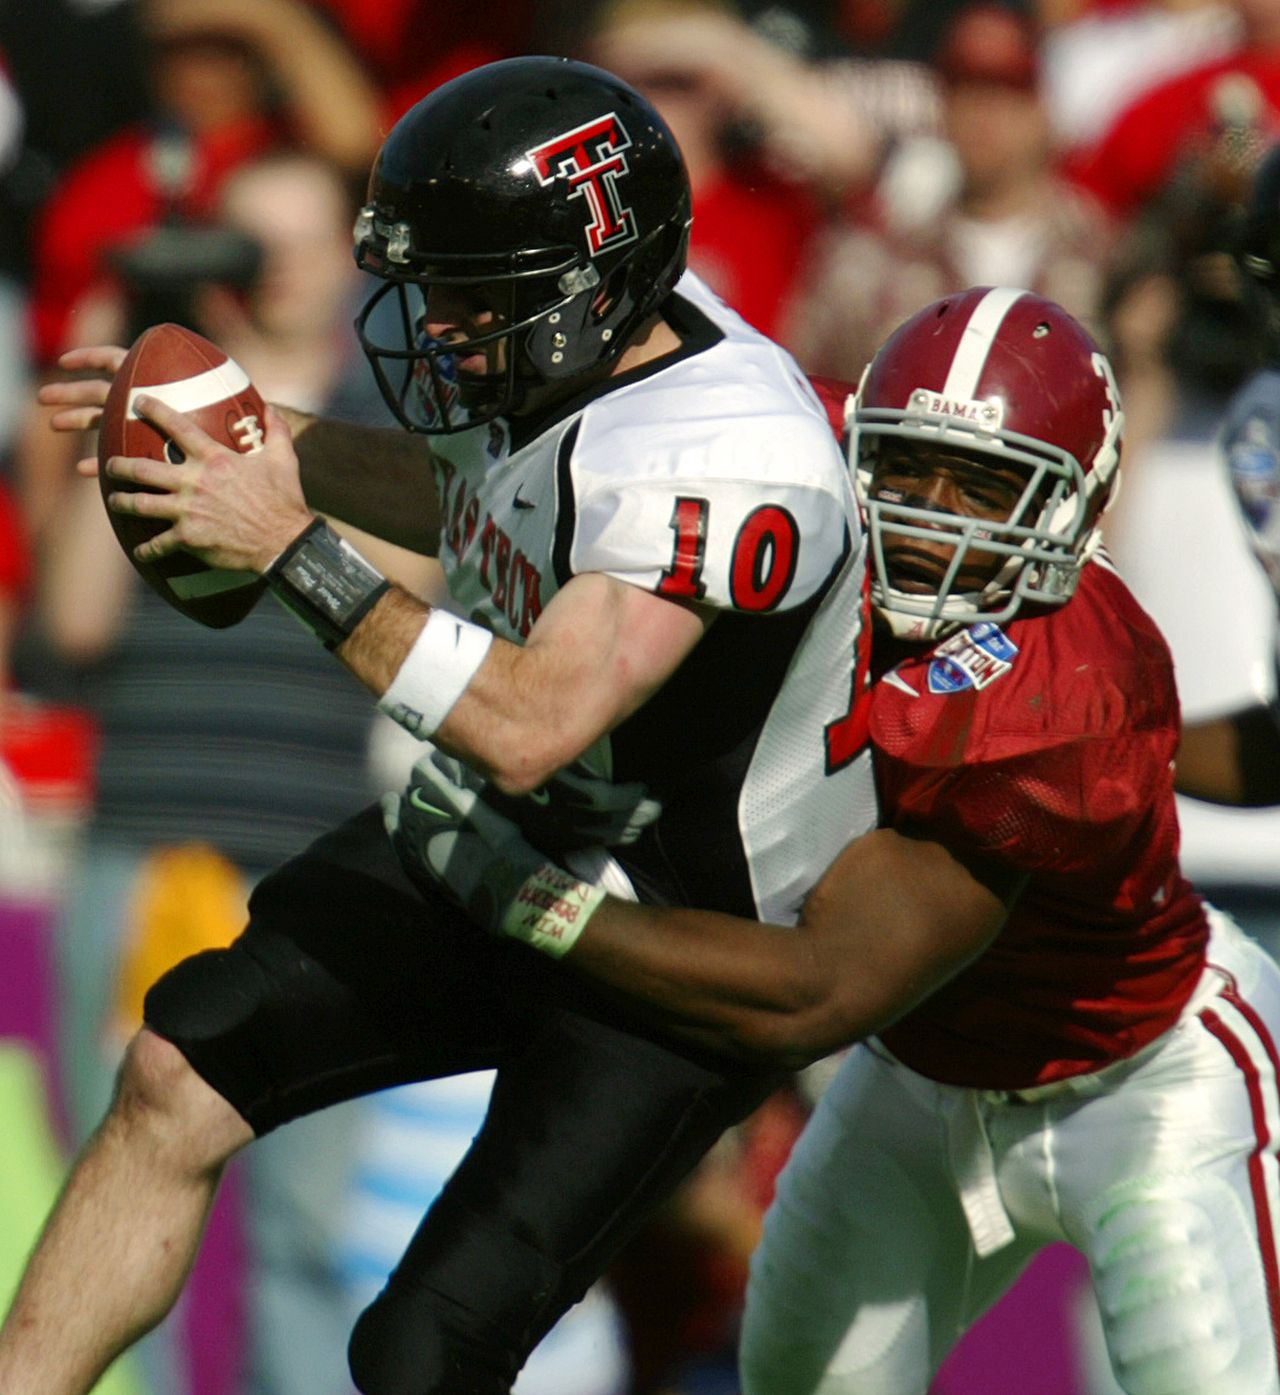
left=526, top=114, right=637, bottom=256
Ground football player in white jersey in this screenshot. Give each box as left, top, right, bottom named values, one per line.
left=1, top=57, right=874, bottom=1395
left=398, top=289, right=1280, bottom=1395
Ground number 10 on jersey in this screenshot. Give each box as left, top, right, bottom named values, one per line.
left=657, top=495, right=873, bottom=773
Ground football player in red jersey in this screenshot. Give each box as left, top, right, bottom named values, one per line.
left=402, top=287, right=1280, bottom=1395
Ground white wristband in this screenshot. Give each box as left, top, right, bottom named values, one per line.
left=501, top=863, right=606, bottom=958
left=379, top=609, right=494, bottom=738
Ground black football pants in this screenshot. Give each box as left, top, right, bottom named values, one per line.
left=144, top=805, right=784, bottom=1395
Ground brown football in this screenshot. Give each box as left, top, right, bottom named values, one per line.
left=97, top=322, right=269, bottom=628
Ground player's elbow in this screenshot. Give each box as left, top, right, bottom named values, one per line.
left=727, top=1022, right=829, bottom=1071
left=655, top=979, right=873, bottom=1071
left=724, top=984, right=876, bottom=1070
left=720, top=1020, right=849, bottom=1072
left=480, top=725, right=592, bottom=796
left=44, top=607, right=116, bottom=666
left=483, top=747, right=563, bottom=797
left=764, top=1009, right=872, bottom=1067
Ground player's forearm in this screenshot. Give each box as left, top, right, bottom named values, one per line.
left=328, top=566, right=708, bottom=791
left=564, top=831, right=1006, bottom=1066
left=432, top=637, right=645, bottom=793
left=245, top=0, right=382, bottom=174
left=284, top=408, right=441, bottom=555
left=1177, top=707, right=1280, bottom=805
left=432, top=573, right=711, bottom=793
left=38, top=477, right=136, bottom=662
left=332, top=588, right=623, bottom=790
left=563, top=899, right=850, bottom=1068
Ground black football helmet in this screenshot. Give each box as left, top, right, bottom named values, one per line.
left=353, top=55, right=693, bottom=433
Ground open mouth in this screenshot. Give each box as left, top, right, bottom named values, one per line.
left=432, top=331, right=487, bottom=375
left=883, top=543, right=998, bottom=597
left=882, top=547, right=949, bottom=594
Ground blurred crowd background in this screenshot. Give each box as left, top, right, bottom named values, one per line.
left=1, top=2, right=1278, bottom=1394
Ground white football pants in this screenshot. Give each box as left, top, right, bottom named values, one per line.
left=740, top=912, right=1280, bottom=1395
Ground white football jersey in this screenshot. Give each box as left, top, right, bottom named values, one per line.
left=429, top=272, right=877, bottom=923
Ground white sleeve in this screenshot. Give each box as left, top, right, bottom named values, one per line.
left=565, top=419, right=856, bottom=612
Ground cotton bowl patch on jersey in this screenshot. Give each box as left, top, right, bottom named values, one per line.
left=927, top=622, right=1019, bottom=694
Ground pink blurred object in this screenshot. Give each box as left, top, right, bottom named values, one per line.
left=931, top=1244, right=1092, bottom=1395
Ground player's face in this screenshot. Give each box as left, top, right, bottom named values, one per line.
left=866, top=444, right=1033, bottom=594
left=420, top=283, right=509, bottom=378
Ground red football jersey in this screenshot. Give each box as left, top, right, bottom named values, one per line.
left=873, top=558, right=1209, bottom=1088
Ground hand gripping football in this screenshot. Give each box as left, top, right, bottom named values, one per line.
left=97, top=322, right=269, bottom=628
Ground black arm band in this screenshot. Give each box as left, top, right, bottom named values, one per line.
left=266, top=517, right=391, bottom=650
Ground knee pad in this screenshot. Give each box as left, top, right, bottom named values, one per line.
left=349, top=1290, right=516, bottom=1395
left=1086, top=1175, right=1277, bottom=1395
left=348, top=1190, right=570, bottom=1395
left=143, top=946, right=275, bottom=1126
left=144, top=947, right=271, bottom=1042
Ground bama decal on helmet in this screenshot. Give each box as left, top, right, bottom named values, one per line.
left=526, top=114, right=638, bottom=256
left=906, top=390, right=1005, bottom=430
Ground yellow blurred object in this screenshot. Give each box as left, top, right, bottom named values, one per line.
left=113, top=843, right=249, bottom=1035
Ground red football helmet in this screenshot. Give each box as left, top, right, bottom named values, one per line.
left=851, top=286, right=1123, bottom=640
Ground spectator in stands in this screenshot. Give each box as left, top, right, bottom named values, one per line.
left=1176, top=142, right=1280, bottom=815
left=575, top=0, right=828, bottom=339
left=1096, top=49, right=1267, bottom=466
left=1039, top=0, right=1239, bottom=154
left=782, top=3, right=1113, bottom=381
left=826, top=0, right=989, bottom=62
left=0, top=0, right=152, bottom=479
left=582, top=0, right=888, bottom=203
left=303, top=0, right=538, bottom=123
left=15, top=0, right=381, bottom=541
left=0, top=57, right=30, bottom=477
left=579, top=0, right=947, bottom=226
left=1066, top=0, right=1280, bottom=222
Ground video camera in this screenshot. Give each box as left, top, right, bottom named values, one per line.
left=105, top=126, right=263, bottom=343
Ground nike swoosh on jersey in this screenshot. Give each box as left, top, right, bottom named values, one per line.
left=513, top=490, right=536, bottom=510
left=882, top=668, right=918, bottom=697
